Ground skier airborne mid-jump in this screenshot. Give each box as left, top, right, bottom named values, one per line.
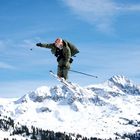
left=36, top=38, right=79, bottom=80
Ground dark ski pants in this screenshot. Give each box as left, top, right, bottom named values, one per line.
left=57, top=66, right=70, bottom=80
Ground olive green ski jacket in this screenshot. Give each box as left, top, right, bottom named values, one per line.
left=40, top=40, right=71, bottom=68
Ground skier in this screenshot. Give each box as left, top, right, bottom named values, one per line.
left=36, top=38, right=79, bottom=80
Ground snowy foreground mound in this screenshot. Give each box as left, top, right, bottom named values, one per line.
left=0, top=75, right=140, bottom=139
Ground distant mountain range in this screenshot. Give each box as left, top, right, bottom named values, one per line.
left=0, top=75, right=140, bottom=139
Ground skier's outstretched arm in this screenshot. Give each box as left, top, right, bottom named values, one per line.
left=36, top=43, right=54, bottom=49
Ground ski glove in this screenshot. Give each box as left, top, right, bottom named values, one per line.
left=36, top=43, right=42, bottom=47
left=69, top=58, right=73, bottom=63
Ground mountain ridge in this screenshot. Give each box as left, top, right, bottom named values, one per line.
left=0, top=75, right=140, bottom=139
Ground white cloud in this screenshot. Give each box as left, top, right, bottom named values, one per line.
left=0, top=40, right=8, bottom=51
left=61, top=0, right=140, bottom=32
left=0, top=62, right=15, bottom=69
left=62, top=0, right=116, bottom=32
left=117, top=4, right=140, bottom=12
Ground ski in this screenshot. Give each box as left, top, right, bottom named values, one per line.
left=49, top=70, right=80, bottom=97
left=49, top=70, right=70, bottom=87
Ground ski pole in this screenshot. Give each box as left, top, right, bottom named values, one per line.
left=69, top=69, right=98, bottom=78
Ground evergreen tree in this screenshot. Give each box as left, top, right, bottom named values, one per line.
left=31, top=126, right=37, bottom=140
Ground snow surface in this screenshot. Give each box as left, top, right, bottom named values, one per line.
left=0, top=75, right=140, bottom=139
left=0, top=130, right=28, bottom=140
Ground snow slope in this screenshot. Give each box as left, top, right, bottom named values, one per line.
left=0, top=75, right=140, bottom=139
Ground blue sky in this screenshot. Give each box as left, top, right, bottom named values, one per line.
left=0, top=0, right=140, bottom=97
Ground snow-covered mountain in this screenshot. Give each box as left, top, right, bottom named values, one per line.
left=0, top=75, right=140, bottom=139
